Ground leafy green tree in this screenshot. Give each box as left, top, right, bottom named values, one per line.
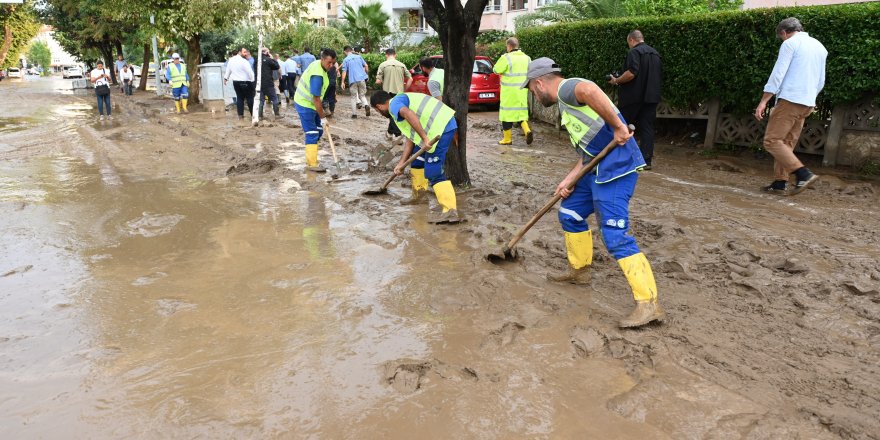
left=303, top=26, right=348, bottom=53
left=341, top=3, right=390, bottom=52
left=268, top=22, right=313, bottom=54
left=515, top=0, right=625, bottom=31
left=27, top=40, right=51, bottom=72
left=0, top=0, right=41, bottom=69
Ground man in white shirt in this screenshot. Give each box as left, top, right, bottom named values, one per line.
left=754, top=17, right=827, bottom=196
left=224, top=48, right=256, bottom=119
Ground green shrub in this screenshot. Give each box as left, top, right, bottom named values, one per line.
left=303, top=27, right=349, bottom=54
left=519, top=3, right=880, bottom=114
left=476, top=30, right=513, bottom=45
left=478, top=41, right=508, bottom=62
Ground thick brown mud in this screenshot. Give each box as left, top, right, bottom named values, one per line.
left=1, top=76, right=878, bottom=439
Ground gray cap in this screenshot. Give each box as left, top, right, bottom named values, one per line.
left=522, top=57, right=561, bottom=88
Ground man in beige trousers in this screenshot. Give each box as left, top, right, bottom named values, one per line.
left=755, top=17, right=827, bottom=196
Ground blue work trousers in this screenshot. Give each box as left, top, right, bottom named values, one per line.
left=295, top=103, right=324, bottom=144
left=412, top=129, right=455, bottom=185
left=558, top=171, right=641, bottom=260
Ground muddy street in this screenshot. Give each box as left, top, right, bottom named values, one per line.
left=1, top=76, right=879, bottom=439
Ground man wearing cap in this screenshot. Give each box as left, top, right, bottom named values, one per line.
left=165, top=53, right=190, bottom=113
left=523, top=57, right=663, bottom=329
left=294, top=49, right=338, bottom=172
left=494, top=37, right=533, bottom=146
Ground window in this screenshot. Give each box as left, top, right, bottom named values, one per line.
left=509, top=0, right=527, bottom=11
left=473, top=59, right=494, bottom=74
left=327, top=2, right=331, bottom=9
left=484, top=0, right=501, bottom=12
left=400, top=10, right=424, bottom=32
left=536, top=0, right=557, bottom=6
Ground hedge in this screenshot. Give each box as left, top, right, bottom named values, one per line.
left=518, top=3, right=880, bottom=114
left=339, top=51, right=422, bottom=90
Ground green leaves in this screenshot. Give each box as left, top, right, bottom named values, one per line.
left=342, top=3, right=391, bottom=51
left=520, top=3, right=880, bottom=114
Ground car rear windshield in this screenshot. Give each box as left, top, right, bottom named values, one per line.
left=473, top=60, right=493, bottom=74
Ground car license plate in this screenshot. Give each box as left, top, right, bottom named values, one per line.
left=478, top=93, right=495, bottom=99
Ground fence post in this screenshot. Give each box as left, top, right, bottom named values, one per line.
left=704, top=98, right=721, bottom=148
left=823, top=104, right=846, bottom=167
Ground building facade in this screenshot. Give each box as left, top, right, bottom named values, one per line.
left=28, top=25, right=80, bottom=72
left=335, top=0, right=436, bottom=46
left=480, top=0, right=557, bottom=33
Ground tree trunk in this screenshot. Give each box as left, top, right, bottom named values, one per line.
left=0, top=22, right=13, bottom=68
left=100, top=43, right=117, bottom=85
left=185, top=35, right=201, bottom=104
left=423, top=0, right=488, bottom=187
left=138, top=42, right=150, bottom=90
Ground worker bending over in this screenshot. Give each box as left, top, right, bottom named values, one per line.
left=523, top=57, right=663, bottom=328
left=294, top=49, right=338, bottom=172
left=370, top=90, right=461, bottom=224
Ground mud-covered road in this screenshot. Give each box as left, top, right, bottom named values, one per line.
left=1, top=76, right=879, bottom=439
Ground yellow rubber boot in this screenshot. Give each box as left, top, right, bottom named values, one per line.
left=548, top=231, right=592, bottom=284
left=174, top=101, right=181, bottom=113
left=618, top=253, right=664, bottom=328
left=429, top=180, right=460, bottom=224
left=402, top=168, right=429, bottom=205
left=498, top=129, right=512, bottom=145
left=181, top=98, right=188, bottom=113
left=618, top=253, right=657, bottom=302
left=521, top=121, right=533, bottom=145
left=305, top=144, right=325, bottom=172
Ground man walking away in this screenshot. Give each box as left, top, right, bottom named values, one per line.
left=294, top=49, right=338, bottom=172
left=165, top=53, right=190, bottom=113
left=755, top=17, right=826, bottom=196
left=420, top=57, right=444, bottom=99
left=609, top=30, right=661, bottom=169
left=494, top=37, right=532, bottom=146
left=224, top=47, right=256, bottom=119
left=299, top=46, right=316, bottom=73
left=257, top=48, right=281, bottom=118
left=340, top=46, right=370, bottom=118
left=283, top=51, right=299, bottom=104
left=524, top=57, right=662, bottom=328
left=376, top=48, right=412, bottom=143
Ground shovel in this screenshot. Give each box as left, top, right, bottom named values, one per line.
left=325, top=124, right=346, bottom=179
left=362, top=135, right=441, bottom=196
left=486, top=125, right=635, bottom=263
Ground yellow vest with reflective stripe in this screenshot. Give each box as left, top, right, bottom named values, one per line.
left=169, top=63, right=188, bottom=88
left=495, top=49, right=530, bottom=122
left=393, top=93, right=456, bottom=151
left=294, top=61, right=329, bottom=110
left=557, top=78, right=613, bottom=156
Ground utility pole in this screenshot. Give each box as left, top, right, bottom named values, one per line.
left=150, top=14, right=161, bottom=96
left=251, top=0, right=264, bottom=126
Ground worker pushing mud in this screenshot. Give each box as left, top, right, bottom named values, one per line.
left=370, top=90, right=461, bottom=224
left=523, top=57, right=664, bottom=328
left=294, top=49, right=338, bottom=173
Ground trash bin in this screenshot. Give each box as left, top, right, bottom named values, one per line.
left=198, top=62, right=226, bottom=112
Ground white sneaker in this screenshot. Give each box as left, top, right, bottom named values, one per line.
left=99, top=115, right=105, bottom=121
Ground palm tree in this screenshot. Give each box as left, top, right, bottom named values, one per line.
left=514, top=0, right=625, bottom=31
left=342, top=3, right=391, bottom=52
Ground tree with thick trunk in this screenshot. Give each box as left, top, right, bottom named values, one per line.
left=185, top=35, right=201, bottom=104
left=138, top=42, right=150, bottom=90
left=421, top=0, right=488, bottom=187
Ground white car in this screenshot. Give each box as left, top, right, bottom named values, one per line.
left=131, top=64, right=142, bottom=77
left=7, top=68, right=21, bottom=78
left=62, top=66, right=83, bottom=79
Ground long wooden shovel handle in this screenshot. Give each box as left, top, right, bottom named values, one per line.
left=325, top=123, right=340, bottom=163
left=503, top=125, right=635, bottom=252
left=379, top=135, right=441, bottom=191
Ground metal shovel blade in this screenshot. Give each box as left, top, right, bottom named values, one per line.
left=361, top=187, right=388, bottom=196
left=485, top=246, right=518, bottom=264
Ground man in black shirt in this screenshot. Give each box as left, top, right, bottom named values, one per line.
left=257, top=48, right=281, bottom=118
left=610, top=30, right=661, bottom=168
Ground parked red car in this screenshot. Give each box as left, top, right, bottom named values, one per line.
left=405, top=55, right=500, bottom=106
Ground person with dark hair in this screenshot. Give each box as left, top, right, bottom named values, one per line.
left=90, top=60, right=112, bottom=120
left=524, top=57, right=662, bottom=329
left=283, top=51, right=298, bottom=104
left=299, top=46, right=316, bottom=72
left=494, top=37, right=532, bottom=146
left=340, top=45, right=370, bottom=118
left=376, top=48, right=412, bottom=143
left=321, top=49, right=340, bottom=117
left=370, top=90, right=461, bottom=223
left=609, top=30, right=661, bottom=169
left=294, top=49, right=338, bottom=172
left=224, top=48, right=256, bottom=119
left=419, top=57, right=444, bottom=99
left=257, top=47, right=281, bottom=118
left=754, top=17, right=827, bottom=195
